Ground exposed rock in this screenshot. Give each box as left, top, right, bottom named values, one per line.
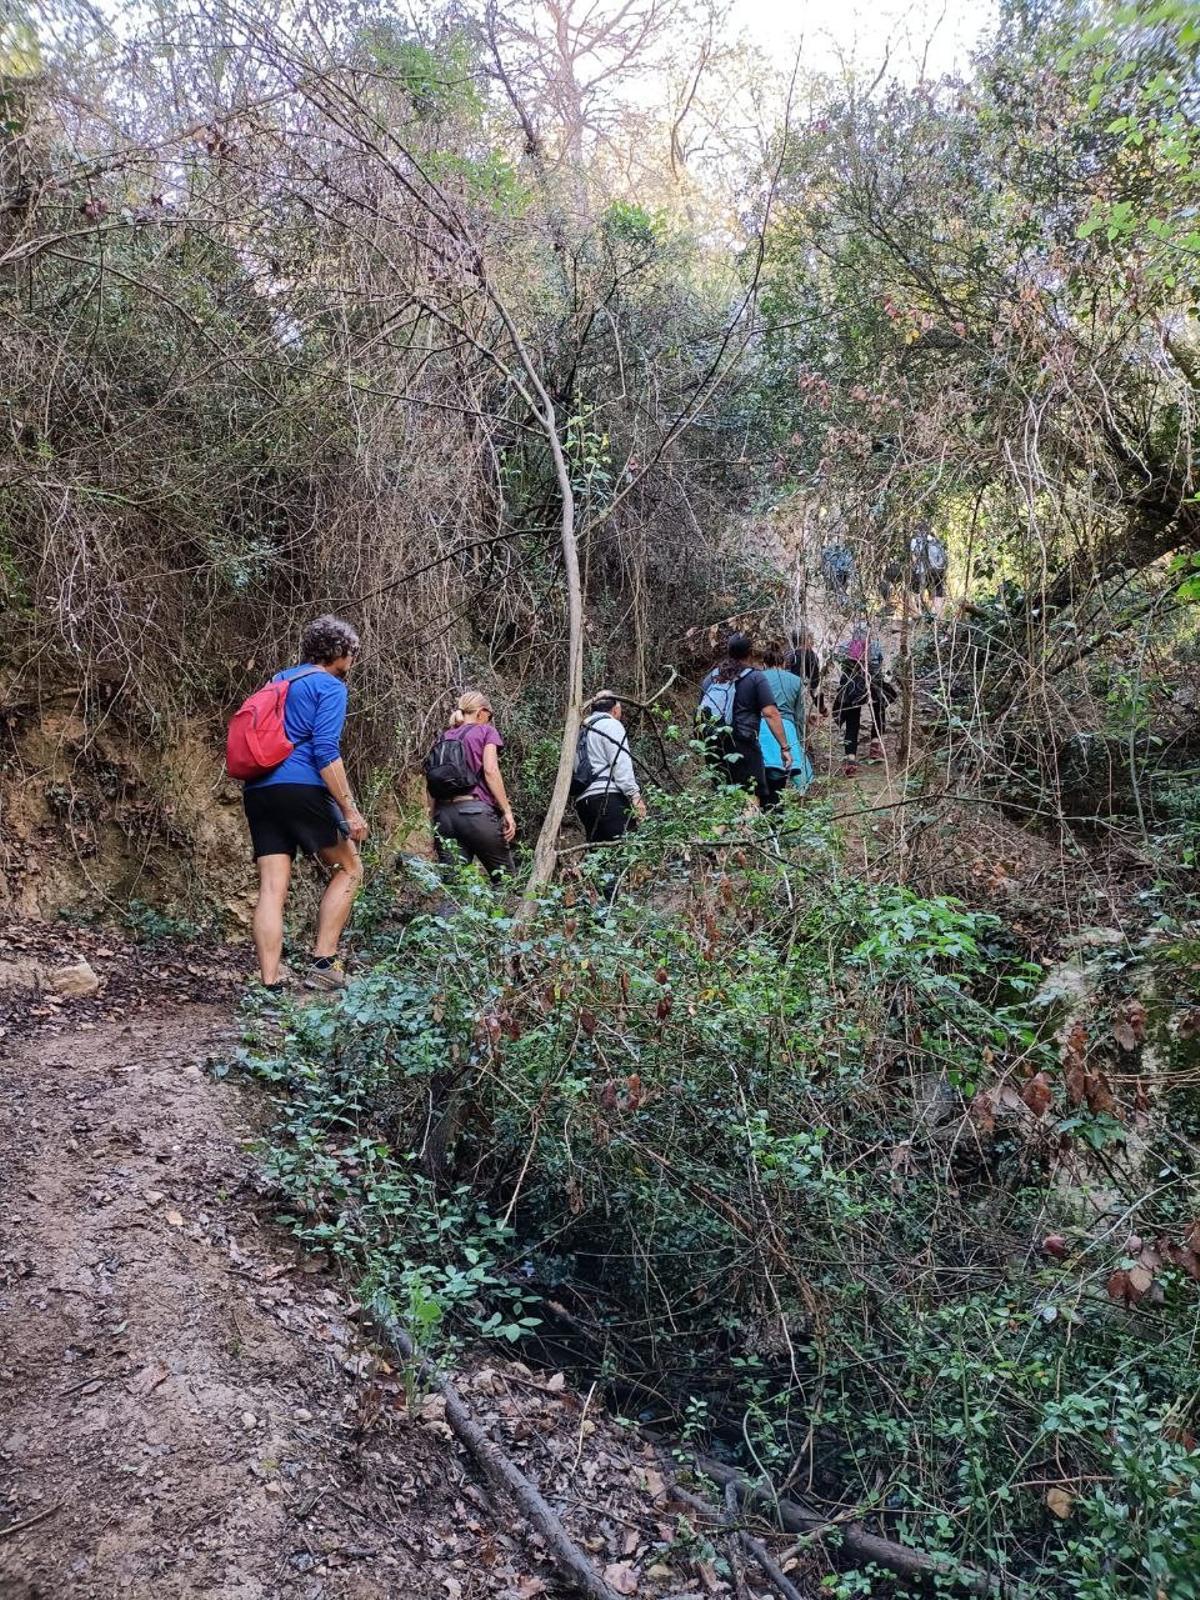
left=46, top=960, right=101, bottom=998
left=0, top=959, right=42, bottom=992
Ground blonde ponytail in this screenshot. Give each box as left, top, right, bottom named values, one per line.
left=450, top=690, right=489, bottom=727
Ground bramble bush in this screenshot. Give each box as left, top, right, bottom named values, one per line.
left=233, top=786, right=1200, bottom=1596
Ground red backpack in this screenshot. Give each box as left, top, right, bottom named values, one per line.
left=225, top=667, right=320, bottom=782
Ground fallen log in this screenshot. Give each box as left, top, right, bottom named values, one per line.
left=693, top=1454, right=1022, bottom=1599
left=369, top=1296, right=624, bottom=1600
left=671, top=1481, right=811, bottom=1600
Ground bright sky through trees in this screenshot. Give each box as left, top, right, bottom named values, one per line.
left=732, top=0, right=996, bottom=78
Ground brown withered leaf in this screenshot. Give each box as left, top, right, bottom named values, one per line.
left=1062, top=1019, right=1087, bottom=1071
left=1084, top=1072, right=1118, bottom=1118
left=602, top=1562, right=639, bottom=1595
left=1022, top=1073, right=1053, bottom=1118
left=128, top=1362, right=170, bottom=1397
left=579, top=1009, right=597, bottom=1037
left=1112, top=999, right=1148, bottom=1052
left=1045, top=1487, right=1073, bottom=1520
left=642, top=1467, right=667, bottom=1502
left=1168, top=1242, right=1200, bottom=1281
left=969, top=1090, right=996, bottom=1136
left=1042, top=1234, right=1068, bottom=1260
left=1126, top=1265, right=1154, bottom=1302
left=1107, top=1269, right=1129, bottom=1302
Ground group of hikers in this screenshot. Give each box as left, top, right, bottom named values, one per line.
left=228, top=613, right=896, bottom=991
left=696, top=624, right=895, bottom=806
left=824, top=525, right=948, bottom=620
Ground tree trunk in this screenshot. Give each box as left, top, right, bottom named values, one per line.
left=896, top=577, right=913, bottom=766
left=518, top=411, right=581, bottom=912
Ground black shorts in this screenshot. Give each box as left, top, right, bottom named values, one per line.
left=243, top=783, right=347, bottom=860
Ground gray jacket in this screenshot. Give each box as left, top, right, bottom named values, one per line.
left=579, top=714, right=639, bottom=802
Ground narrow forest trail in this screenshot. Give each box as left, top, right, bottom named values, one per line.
left=0, top=931, right=815, bottom=1600
left=1, top=1002, right=463, bottom=1599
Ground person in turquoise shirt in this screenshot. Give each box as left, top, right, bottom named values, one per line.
left=759, top=643, right=813, bottom=799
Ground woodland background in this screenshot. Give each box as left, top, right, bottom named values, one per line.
left=3, top=1, right=1200, bottom=1596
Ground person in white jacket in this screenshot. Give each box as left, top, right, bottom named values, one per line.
left=574, top=691, right=647, bottom=842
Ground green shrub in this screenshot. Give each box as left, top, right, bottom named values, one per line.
left=231, top=789, right=1200, bottom=1595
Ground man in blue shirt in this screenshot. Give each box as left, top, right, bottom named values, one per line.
left=242, top=615, right=368, bottom=992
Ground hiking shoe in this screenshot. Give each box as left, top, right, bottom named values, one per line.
left=843, top=761, right=859, bottom=778
left=303, top=961, right=348, bottom=992
left=868, top=741, right=885, bottom=762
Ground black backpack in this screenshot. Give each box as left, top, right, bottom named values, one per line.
left=570, top=715, right=602, bottom=798
left=424, top=732, right=479, bottom=802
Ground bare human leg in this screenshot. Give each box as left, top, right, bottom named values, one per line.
left=251, top=853, right=292, bottom=984
left=313, top=837, right=364, bottom=961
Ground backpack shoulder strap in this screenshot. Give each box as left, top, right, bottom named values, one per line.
left=269, top=664, right=324, bottom=690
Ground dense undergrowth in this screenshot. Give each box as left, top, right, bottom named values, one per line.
left=232, top=784, right=1200, bottom=1598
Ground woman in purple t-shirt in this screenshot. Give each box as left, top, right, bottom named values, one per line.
left=428, top=691, right=517, bottom=880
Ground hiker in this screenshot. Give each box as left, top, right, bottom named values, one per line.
left=786, top=628, right=825, bottom=716
left=759, top=644, right=813, bottom=800
left=697, top=632, right=791, bottom=809
left=910, top=524, right=948, bottom=617
left=425, top=691, right=516, bottom=882
left=236, top=615, right=367, bottom=993
left=832, top=627, right=892, bottom=777
left=573, top=691, right=646, bottom=843
left=820, top=542, right=855, bottom=606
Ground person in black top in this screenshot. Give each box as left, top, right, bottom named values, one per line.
left=787, top=629, right=825, bottom=716
left=697, top=633, right=791, bottom=809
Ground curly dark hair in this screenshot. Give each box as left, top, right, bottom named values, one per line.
left=300, top=614, right=360, bottom=664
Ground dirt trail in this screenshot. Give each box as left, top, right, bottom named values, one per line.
left=1, top=1004, right=455, bottom=1598
left=1, top=942, right=800, bottom=1600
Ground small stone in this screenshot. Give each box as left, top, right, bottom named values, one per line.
left=241, top=1411, right=258, bottom=1431
left=47, top=961, right=102, bottom=998
left=294, top=1409, right=312, bottom=1422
